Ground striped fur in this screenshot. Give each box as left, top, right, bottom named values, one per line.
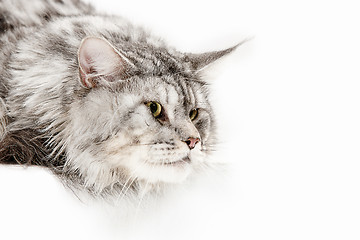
left=0, top=0, right=236, bottom=199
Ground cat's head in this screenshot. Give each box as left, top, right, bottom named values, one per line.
left=64, top=37, right=237, bottom=194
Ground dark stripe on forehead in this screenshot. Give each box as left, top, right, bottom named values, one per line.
left=161, top=77, right=183, bottom=104
left=161, top=76, right=191, bottom=107
left=187, top=82, right=196, bottom=107
left=177, top=79, right=191, bottom=105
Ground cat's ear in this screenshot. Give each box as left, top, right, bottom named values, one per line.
left=78, top=37, right=134, bottom=88
left=186, top=41, right=245, bottom=73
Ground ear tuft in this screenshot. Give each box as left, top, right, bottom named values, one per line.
left=187, top=39, right=250, bottom=73
left=78, top=37, right=132, bottom=88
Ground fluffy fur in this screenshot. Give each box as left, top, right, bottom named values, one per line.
left=0, top=0, right=237, bottom=198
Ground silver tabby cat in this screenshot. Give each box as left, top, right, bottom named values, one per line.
left=0, top=0, right=237, bottom=198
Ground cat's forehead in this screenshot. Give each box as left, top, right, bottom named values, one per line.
left=124, top=74, right=208, bottom=108
left=123, top=44, right=194, bottom=77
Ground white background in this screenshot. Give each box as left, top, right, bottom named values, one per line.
left=1, top=0, right=359, bottom=239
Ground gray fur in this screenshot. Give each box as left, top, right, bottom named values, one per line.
left=0, top=0, right=237, bottom=198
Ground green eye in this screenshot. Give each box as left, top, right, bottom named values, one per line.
left=189, top=108, right=199, bottom=121
left=146, top=101, right=162, bottom=118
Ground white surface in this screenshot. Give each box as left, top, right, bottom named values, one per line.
left=1, top=0, right=360, bottom=239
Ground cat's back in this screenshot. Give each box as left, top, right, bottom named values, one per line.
left=0, top=0, right=94, bottom=98
left=0, top=0, right=93, bottom=34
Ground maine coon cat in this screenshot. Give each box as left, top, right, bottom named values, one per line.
left=0, top=0, right=239, bottom=198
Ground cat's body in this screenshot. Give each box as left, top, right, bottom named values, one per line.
left=0, top=0, right=237, bottom=198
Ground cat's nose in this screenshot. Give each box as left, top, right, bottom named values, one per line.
left=183, top=137, right=200, bottom=150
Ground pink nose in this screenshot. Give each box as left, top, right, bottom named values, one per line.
left=184, top=137, right=200, bottom=150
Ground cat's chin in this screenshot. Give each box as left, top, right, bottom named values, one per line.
left=134, top=158, right=193, bottom=184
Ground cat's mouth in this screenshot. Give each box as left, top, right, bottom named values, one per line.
left=148, top=156, right=191, bottom=167
left=163, top=156, right=190, bottom=165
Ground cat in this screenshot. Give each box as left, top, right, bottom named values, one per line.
left=0, top=0, right=239, bottom=199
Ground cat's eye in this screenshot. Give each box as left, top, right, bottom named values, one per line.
left=189, top=108, right=199, bottom=121
left=146, top=101, right=162, bottom=118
